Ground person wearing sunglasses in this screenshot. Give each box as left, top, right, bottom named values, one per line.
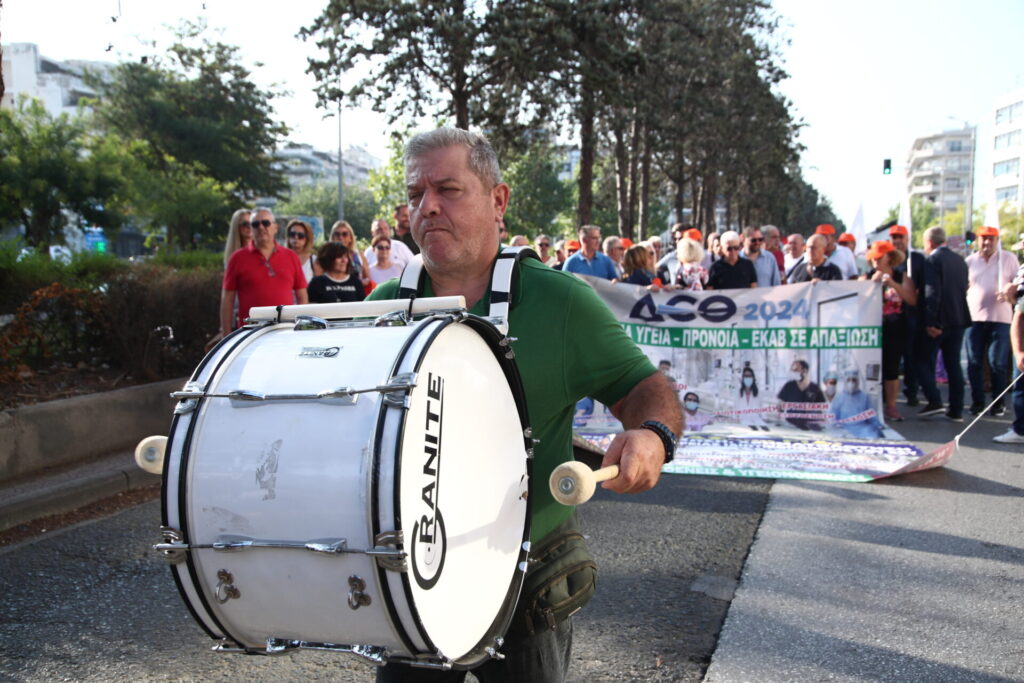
left=211, top=208, right=308, bottom=350
left=222, top=209, right=253, bottom=267
left=706, top=230, right=757, bottom=290
left=534, top=234, right=556, bottom=266
left=740, top=225, right=780, bottom=288
left=368, top=235, right=402, bottom=284
left=330, top=220, right=371, bottom=293
left=285, top=219, right=320, bottom=283
left=364, top=218, right=415, bottom=269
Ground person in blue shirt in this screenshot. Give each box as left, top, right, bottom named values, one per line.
left=830, top=369, right=885, bottom=439
left=563, top=225, right=620, bottom=280
left=740, top=225, right=781, bottom=288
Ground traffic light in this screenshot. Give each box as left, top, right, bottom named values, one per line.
left=883, top=159, right=892, bottom=175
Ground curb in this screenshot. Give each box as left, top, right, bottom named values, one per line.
left=0, top=453, right=161, bottom=533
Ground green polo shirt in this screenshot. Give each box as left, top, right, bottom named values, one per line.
left=369, top=257, right=656, bottom=541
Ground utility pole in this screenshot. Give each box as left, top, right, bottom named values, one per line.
left=336, top=97, right=345, bottom=224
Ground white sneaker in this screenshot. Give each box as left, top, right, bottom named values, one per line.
left=993, top=428, right=1024, bottom=444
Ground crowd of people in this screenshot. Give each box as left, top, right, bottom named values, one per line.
left=540, top=220, right=1021, bottom=437
left=213, top=202, right=1023, bottom=444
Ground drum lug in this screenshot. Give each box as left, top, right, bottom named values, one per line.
left=253, top=639, right=389, bottom=664
left=373, top=531, right=408, bottom=572
left=381, top=372, right=418, bottom=408
left=294, top=314, right=328, bottom=330
left=155, top=526, right=187, bottom=564
left=374, top=309, right=410, bottom=327
left=173, top=381, right=204, bottom=414
left=486, top=636, right=506, bottom=660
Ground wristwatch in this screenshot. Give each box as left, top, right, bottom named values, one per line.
left=638, top=420, right=678, bottom=464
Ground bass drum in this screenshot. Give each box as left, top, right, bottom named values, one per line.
left=159, top=312, right=531, bottom=669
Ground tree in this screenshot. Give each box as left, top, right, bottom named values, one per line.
left=503, top=142, right=572, bottom=236
left=88, top=22, right=289, bottom=247
left=885, top=198, right=938, bottom=248
left=366, top=135, right=409, bottom=227
left=276, top=182, right=378, bottom=242
left=303, top=2, right=491, bottom=130
left=0, top=98, right=127, bottom=248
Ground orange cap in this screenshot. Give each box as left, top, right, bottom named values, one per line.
left=566, top=240, right=581, bottom=250
left=976, top=226, right=999, bottom=237
left=889, top=224, right=909, bottom=236
left=620, top=237, right=634, bottom=248
left=815, top=224, right=836, bottom=235
left=866, top=240, right=895, bottom=260
left=684, top=228, right=702, bottom=242
left=838, top=233, right=855, bottom=244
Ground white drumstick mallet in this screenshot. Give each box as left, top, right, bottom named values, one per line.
left=549, top=462, right=620, bottom=506
left=135, top=435, right=167, bottom=475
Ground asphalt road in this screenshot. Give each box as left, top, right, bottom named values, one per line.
left=0, top=471, right=771, bottom=682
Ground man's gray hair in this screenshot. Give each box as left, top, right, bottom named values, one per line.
left=720, top=230, right=741, bottom=244
left=923, top=226, right=946, bottom=245
left=578, top=224, right=601, bottom=240
left=404, top=127, right=502, bottom=189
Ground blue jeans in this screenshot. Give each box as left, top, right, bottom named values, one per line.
left=1013, top=366, right=1024, bottom=436
left=966, top=321, right=1011, bottom=407
left=917, top=325, right=966, bottom=413
left=376, top=617, right=573, bottom=683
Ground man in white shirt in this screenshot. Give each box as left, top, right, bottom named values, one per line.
left=965, top=225, right=1018, bottom=416
left=817, top=223, right=858, bottom=279
left=364, top=218, right=414, bottom=268
left=783, top=233, right=806, bottom=281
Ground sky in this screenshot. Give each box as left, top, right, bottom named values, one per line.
left=4, top=0, right=1024, bottom=231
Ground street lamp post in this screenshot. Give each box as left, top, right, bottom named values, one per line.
left=337, top=97, right=345, bottom=223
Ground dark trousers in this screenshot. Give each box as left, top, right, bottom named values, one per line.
left=966, top=321, right=1011, bottom=407
left=917, top=325, right=966, bottom=413
left=376, top=617, right=573, bottom=683
left=902, top=313, right=922, bottom=399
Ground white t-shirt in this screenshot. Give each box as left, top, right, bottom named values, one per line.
left=370, top=261, right=403, bottom=284
left=365, top=239, right=414, bottom=269
left=826, top=245, right=859, bottom=279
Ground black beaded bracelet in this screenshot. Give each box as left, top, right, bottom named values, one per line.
left=639, top=420, right=678, bottom=464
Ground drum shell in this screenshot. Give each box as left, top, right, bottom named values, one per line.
left=161, top=315, right=530, bottom=666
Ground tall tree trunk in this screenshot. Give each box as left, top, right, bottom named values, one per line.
left=576, top=87, right=595, bottom=227
left=704, top=172, right=718, bottom=233
left=638, top=130, right=652, bottom=238
left=627, top=116, right=641, bottom=234
left=613, top=125, right=629, bottom=237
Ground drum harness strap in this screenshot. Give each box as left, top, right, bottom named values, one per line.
left=397, top=246, right=541, bottom=334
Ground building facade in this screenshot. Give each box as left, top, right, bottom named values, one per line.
left=905, top=126, right=975, bottom=229
left=1, top=42, right=111, bottom=116
left=277, top=142, right=381, bottom=188
left=991, top=88, right=1024, bottom=211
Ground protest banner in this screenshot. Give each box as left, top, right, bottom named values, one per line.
left=573, top=277, right=952, bottom=480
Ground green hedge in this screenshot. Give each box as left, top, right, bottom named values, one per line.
left=1, top=254, right=223, bottom=383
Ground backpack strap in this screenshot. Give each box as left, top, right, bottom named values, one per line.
left=396, top=247, right=540, bottom=332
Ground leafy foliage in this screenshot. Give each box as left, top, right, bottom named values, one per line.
left=87, top=22, right=290, bottom=248
left=0, top=98, right=129, bottom=248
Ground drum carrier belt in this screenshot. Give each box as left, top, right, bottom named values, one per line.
left=397, top=246, right=540, bottom=334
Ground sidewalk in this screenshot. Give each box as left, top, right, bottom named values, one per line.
left=0, top=450, right=159, bottom=532
left=705, top=403, right=1024, bottom=682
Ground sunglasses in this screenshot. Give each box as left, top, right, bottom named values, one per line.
left=726, top=246, right=741, bottom=252
left=238, top=221, right=251, bottom=228
left=288, top=231, right=306, bottom=239
left=252, top=219, right=273, bottom=229
left=539, top=242, right=551, bottom=247
left=376, top=245, right=391, bottom=251
left=748, top=237, right=763, bottom=243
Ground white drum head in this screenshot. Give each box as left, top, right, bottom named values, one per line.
left=396, top=322, right=529, bottom=661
